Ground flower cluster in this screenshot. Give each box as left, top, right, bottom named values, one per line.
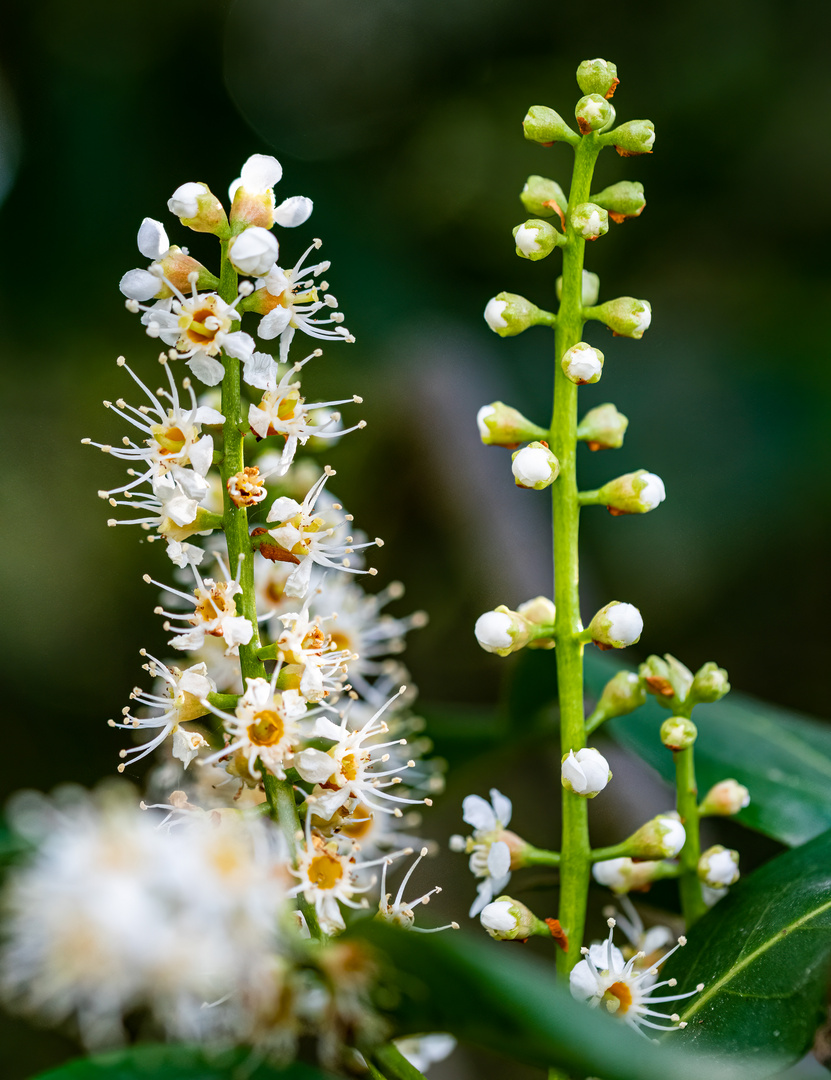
left=1, top=154, right=454, bottom=1071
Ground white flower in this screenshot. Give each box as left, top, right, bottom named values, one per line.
left=168, top=182, right=208, bottom=220
left=166, top=540, right=205, bottom=568
left=201, top=673, right=308, bottom=780
left=588, top=601, right=643, bottom=648
left=483, top=297, right=508, bottom=331
left=378, top=847, right=457, bottom=933
left=511, top=444, right=559, bottom=489
left=230, top=154, right=283, bottom=200
left=0, top=787, right=289, bottom=1048
left=247, top=350, right=365, bottom=475
left=480, top=899, right=516, bottom=934
left=449, top=788, right=513, bottom=917
left=272, top=603, right=353, bottom=703
left=295, top=688, right=429, bottom=820
left=255, top=241, right=353, bottom=363
left=569, top=919, right=703, bottom=1037
left=561, top=747, right=611, bottom=797
left=109, top=653, right=215, bottom=772
left=561, top=342, right=604, bottom=384
left=149, top=556, right=254, bottom=656
left=229, top=226, right=279, bottom=277
left=264, top=469, right=381, bottom=599
left=698, top=845, right=740, bottom=888
left=394, top=1034, right=457, bottom=1073
left=474, top=611, right=513, bottom=652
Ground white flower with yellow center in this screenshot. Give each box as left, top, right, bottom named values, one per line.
left=109, top=653, right=215, bottom=772
left=201, top=673, right=308, bottom=780
left=264, top=469, right=381, bottom=599
left=148, top=558, right=253, bottom=656
left=272, top=604, right=354, bottom=703
left=448, top=789, right=513, bottom=917
left=295, top=689, right=430, bottom=821
left=569, top=918, right=703, bottom=1038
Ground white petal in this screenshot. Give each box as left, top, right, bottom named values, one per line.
left=487, top=840, right=511, bottom=879
left=462, top=794, right=496, bottom=831
left=220, top=330, right=255, bottom=361
left=222, top=616, right=253, bottom=648
left=285, top=556, right=313, bottom=598
left=489, top=788, right=513, bottom=827
left=186, top=352, right=225, bottom=387
left=267, top=496, right=302, bottom=523
left=119, top=268, right=161, bottom=302
left=257, top=307, right=293, bottom=341
left=569, top=959, right=600, bottom=1002
left=469, top=879, right=494, bottom=918
left=193, top=406, right=225, bottom=426
left=172, top=727, right=207, bottom=768
left=312, top=716, right=346, bottom=742
left=248, top=402, right=271, bottom=439
left=240, top=153, right=283, bottom=193
left=189, top=435, right=213, bottom=477
left=480, top=900, right=516, bottom=932
left=137, top=218, right=169, bottom=261
left=273, top=195, right=313, bottom=228
left=242, top=350, right=279, bottom=390
left=164, top=494, right=198, bottom=527
left=295, top=748, right=336, bottom=784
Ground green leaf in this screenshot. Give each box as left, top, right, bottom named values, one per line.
left=664, top=826, right=831, bottom=1075
left=584, top=651, right=831, bottom=846
left=30, top=1045, right=337, bottom=1080
left=351, top=921, right=772, bottom=1080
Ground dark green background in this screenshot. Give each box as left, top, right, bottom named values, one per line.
left=1, top=2, right=829, bottom=1076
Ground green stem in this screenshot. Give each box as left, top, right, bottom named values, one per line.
left=261, top=770, right=322, bottom=938
left=675, top=747, right=707, bottom=926
left=552, top=132, right=602, bottom=976
left=372, top=1043, right=428, bottom=1080
left=522, top=845, right=561, bottom=867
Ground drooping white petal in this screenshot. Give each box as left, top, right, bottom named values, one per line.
left=186, top=353, right=225, bottom=387
left=137, top=218, right=169, bottom=261
left=119, top=268, right=162, bottom=302
left=462, top=794, right=497, bottom=831
left=273, top=195, right=313, bottom=228
left=239, top=154, right=283, bottom=194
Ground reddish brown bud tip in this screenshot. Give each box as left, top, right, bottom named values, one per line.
left=545, top=918, right=569, bottom=951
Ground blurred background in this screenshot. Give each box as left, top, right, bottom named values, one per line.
left=1, top=0, right=830, bottom=1076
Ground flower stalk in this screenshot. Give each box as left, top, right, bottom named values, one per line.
left=551, top=133, right=602, bottom=976
left=675, top=745, right=707, bottom=925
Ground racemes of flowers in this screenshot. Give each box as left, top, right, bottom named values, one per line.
left=1, top=153, right=455, bottom=1076
left=452, top=58, right=749, bottom=1039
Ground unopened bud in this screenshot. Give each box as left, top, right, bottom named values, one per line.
left=689, top=661, right=731, bottom=705
left=480, top=896, right=548, bottom=941
left=592, top=856, right=672, bottom=894
left=640, top=654, right=693, bottom=705
left=577, top=403, right=629, bottom=450
left=597, top=470, right=666, bottom=514
left=575, top=94, right=613, bottom=134
left=589, top=670, right=647, bottom=726
left=522, top=105, right=579, bottom=146
left=588, top=601, right=643, bottom=649
left=588, top=296, right=652, bottom=338
left=521, top=175, right=568, bottom=221
left=474, top=606, right=533, bottom=657
left=513, top=218, right=564, bottom=261
left=516, top=596, right=556, bottom=650
left=228, top=226, right=279, bottom=276
left=576, top=58, right=619, bottom=100
left=570, top=203, right=608, bottom=241
left=511, top=442, right=560, bottom=490
left=591, top=181, right=646, bottom=223
left=698, top=845, right=740, bottom=888
left=660, top=716, right=698, bottom=751
left=561, top=747, right=611, bottom=797
left=157, top=248, right=219, bottom=297
left=561, top=342, right=604, bottom=385
left=476, top=402, right=547, bottom=448
left=627, top=815, right=686, bottom=859
left=601, top=120, right=656, bottom=157
left=168, top=182, right=228, bottom=235
left=700, top=780, right=750, bottom=817
left=556, top=270, right=600, bottom=308
left=229, top=154, right=283, bottom=229
left=484, top=292, right=555, bottom=337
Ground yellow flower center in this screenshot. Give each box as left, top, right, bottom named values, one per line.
left=341, top=753, right=359, bottom=783
left=602, top=981, right=632, bottom=1015
left=308, top=851, right=344, bottom=890
left=247, top=709, right=285, bottom=747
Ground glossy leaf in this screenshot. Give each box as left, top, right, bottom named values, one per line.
left=31, top=1045, right=337, bottom=1080
left=352, top=920, right=771, bottom=1080
left=584, top=651, right=831, bottom=846
left=664, top=826, right=831, bottom=1075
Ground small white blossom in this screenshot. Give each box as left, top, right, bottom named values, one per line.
left=561, top=747, right=611, bottom=797
left=480, top=899, right=516, bottom=934
left=449, top=789, right=513, bottom=917
left=168, top=182, right=208, bottom=220
left=229, top=226, right=279, bottom=277
left=148, top=556, right=254, bottom=656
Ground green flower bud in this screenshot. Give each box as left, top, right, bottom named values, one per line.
left=570, top=202, right=609, bottom=241
left=575, top=94, right=613, bottom=134
left=517, top=595, right=556, bottom=650
left=577, top=403, right=629, bottom=450
left=476, top=402, right=547, bottom=448
left=576, top=58, right=619, bottom=100
left=596, top=469, right=666, bottom=515
left=588, top=601, right=643, bottom=649
left=561, top=342, right=604, bottom=385
left=512, top=218, right=564, bottom=261
left=601, top=119, right=656, bottom=157
left=639, top=653, right=694, bottom=707
left=474, top=605, right=533, bottom=657
left=522, top=105, right=579, bottom=146
left=626, top=815, right=686, bottom=859
left=168, top=181, right=228, bottom=235
left=660, top=716, right=698, bottom=751
left=589, top=670, right=647, bottom=727
left=689, top=661, right=731, bottom=705
left=556, top=270, right=600, bottom=308
left=591, top=180, right=646, bottom=223
left=698, top=845, right=740, bottom=888
left=483, top=292, right=556, bottom=337
left=587, top=296, right=651, bottom=338
left=479, top=895, right=550, bottom=940
left=699, top=779, right=750, bottom=817
left=511, top=442, right=560, bottom=490
left=520, top=175, right=567, bottom=221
